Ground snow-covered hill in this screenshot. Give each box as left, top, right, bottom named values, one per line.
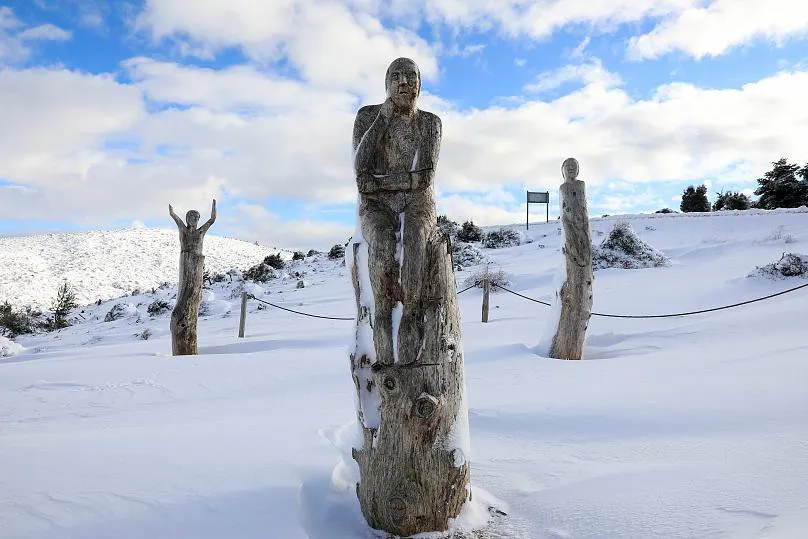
left=2, top=208, right=808, bottom=539
left=0, top=226, right=290, bottom=309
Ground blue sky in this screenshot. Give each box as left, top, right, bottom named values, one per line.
left=1, top=0, right=807, bottom=248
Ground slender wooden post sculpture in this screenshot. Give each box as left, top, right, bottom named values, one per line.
left=549, top=158, right=593, bottom=360
left=169, top=199, right=216, bottom=355
left=349, top=58, right=471, bottom=536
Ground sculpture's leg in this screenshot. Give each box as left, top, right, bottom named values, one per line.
left=359, top=196, right=399, bottom=365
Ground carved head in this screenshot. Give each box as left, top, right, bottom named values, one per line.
left=562, top=158, right=579, bottom=182
left=185, top=210, right=200, bottom=228
left=385, top=57, right=420, bottom=110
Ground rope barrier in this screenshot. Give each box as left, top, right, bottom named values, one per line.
left=246, top=281, right=479, bottom=322
left=492, top=281, right=808, bottom=319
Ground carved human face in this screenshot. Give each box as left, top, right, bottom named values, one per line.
left=562, top=158, right=579, bottom=182
left=186, top=210, right=200, bottom=228
left=386, top=58, right=420, bottom=110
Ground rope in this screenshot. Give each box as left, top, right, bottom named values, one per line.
left=247, top=281, right=479, bottom=322
left=492, top=281, right=808, bottom=319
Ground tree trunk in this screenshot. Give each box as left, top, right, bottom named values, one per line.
left=349, top=207, right=470, bottom=536
left=170, top=251, right=204, bottom=355
left=550, top=177, right=594, bottom=360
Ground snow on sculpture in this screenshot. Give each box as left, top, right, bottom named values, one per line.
left=348, top=57, right=471, bottom=536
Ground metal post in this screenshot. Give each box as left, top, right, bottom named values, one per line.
left=546, top=200, right=549, bottom=223
left=481, top=271, right=490, bottom=323
left=526, top=191, right=529, bottom=230
left=238, top=292, right=248, bottom=338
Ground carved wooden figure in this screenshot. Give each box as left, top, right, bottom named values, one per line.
left=550, top=159, right=593, bottom=360
left=169, top=199, right=216, bottom=356
left=349, top=58, right=471, bottom=536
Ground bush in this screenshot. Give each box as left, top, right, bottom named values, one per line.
left=593, top=221, right=670, bottom=270
left=754, top=158, right=808, bottom=209
left=0, top=302, right=43, bottom=337
left=462, top=266, right=511, bottom=290
left=749, top=252, right=808, bottom=279
left=147, top=299, right=171, bottom=316
left=655, top=208, right=676, bottom=214
left=244, top=261, right=278, bottom=283
left=104, top=303, right=135, bottom=322
left=482, top=228, right=521, bottom=249
left=51, top=281, right=78, bottom=329
left=292, top=251, right=305, bottom=261
left=307, top=249, right=320, bottom=257
left=456, top=220, right=483, bottom=243
left=437, top=215, right=458, bottom=238
left=452, top=243, right=486, bottom=269
left=713, top=190, right=751, bottom=211
left=328, top=244, right=346, bottom=260
left=263, top=253, right=285, bottom=270
left=680, top=185, right=710, bottom=213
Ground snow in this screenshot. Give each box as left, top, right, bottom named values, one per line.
left=0, top=226, right=289, bottom=309
left=391, top=301, right=403, bottom=362
left=2, top=209, right=808, bottom=538
left=0, top=335, right=24, bottom=357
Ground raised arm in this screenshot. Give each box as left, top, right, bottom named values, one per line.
left=168, top=204, right=185, bottom=229
left=353, top=101, right=391, bottom=173
left=199, top=199, right=217, bottom=234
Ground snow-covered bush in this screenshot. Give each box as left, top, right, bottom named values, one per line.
left=147, top=299, right=171, bottom=316
left=462, top=266, right=511, bottom=290
left=452, top=243, right=486, bottom=269
left=593, top=221, right=670, bottom=270
left=1, top=335, right=24, bottom=357
left=456, top=220, right=483, bottom=243
left=292, top=251, right=306, bottom=261
left=244, top=261, right=279, bottom=283
left=263, top=253, right=285, bottom=270
left=437, top=215, right=459, bottom=238
left=104, top=303, right=137, bottom=322
left=328, top=244, right=346, bottom=260
left=749, top=253, right=808, bottom=279
left=1, top=302, right=42, bottom=337
left=482, top=228, right=521, bottom=249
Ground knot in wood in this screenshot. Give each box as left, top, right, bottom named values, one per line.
left=383, top=376, right=396, bottom=391
left=414, top=393, right=438, bottom=419
left=389, top=496, right=408, bottom=524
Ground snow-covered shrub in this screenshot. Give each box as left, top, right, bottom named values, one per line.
left=137, top=328, right=152, bottom=341
left=1, top=302, right=42, bottom=337
left=51, top=280, right=78, bottom=329
left=462, top=266, right=511, bottom=290
left=263, top=253, right=285, bottom=270
left=452, top=242, right=486, bottom=268
left=593, top=221, right=670, bottom=270
left=307, top=249, right=320, bottom=257
left=1, top=335, right=24, bottom=357
left=749, top=253, right=808, bottom=279
left=328, top=244, right=346, bottom=260
left=437, top=215, right=459, bottom=238
left=147, top=299, right=171, bottom=316
left=244, top=261, right=278, bottom=283
left=456, top=220, right=483, bottom=243
left=104, top=303, right=136, bottom=322
left=292, top=251, right=305, bottom=261
left=482, top=228, right=521, bottom=249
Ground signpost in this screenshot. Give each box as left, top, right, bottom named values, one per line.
left=526, top=190, right=550, bottom=229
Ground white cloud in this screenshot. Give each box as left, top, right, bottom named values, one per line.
left=524, top=60, right=622, bottom=94
left=0, top=7, right=72, bottom=64
left=629, top=0, right=808, bottom=60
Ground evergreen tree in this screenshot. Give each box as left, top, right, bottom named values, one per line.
left=713, top=190, right=751, bottom=211
left=51, top=281, right=78, bottom=329
left=680, top=184, right=710, bottom=212
left=753, top=158, right=808, bottom=209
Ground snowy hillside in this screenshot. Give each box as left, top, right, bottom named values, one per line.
left=2, top=209, right=808, bottom=538
left=0, top=226, right=290, bottom=309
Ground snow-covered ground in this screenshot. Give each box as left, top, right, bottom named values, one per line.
left=1, top=209, right=807, bottom=538
left=0, top=226, right=290, bottom=309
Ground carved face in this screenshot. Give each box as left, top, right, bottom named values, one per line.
left=562, top=158, right=579, bottom=182
left=385, top=58, right=420, bottom=110
left=186, top=210, right=200, bottom=228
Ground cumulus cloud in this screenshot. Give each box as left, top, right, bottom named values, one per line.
left=0, top=7, right=71, bottom=64
left=628, top=0, right=808, bottom=60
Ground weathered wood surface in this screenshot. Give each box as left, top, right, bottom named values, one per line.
left=550, top=159, right=593, bottom=360
left=349, top=58, right=471, bottom=536
left=481, top=272, right=490, bottom=323
left=169, top=200, right=216, bottom=356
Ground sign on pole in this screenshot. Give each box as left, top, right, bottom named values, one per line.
left=526, top=190, right=550, bottom=229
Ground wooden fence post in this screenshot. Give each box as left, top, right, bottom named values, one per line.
left=238, top=292, right=248, bottom=338
left=481, top=271, right=490, bottom=323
